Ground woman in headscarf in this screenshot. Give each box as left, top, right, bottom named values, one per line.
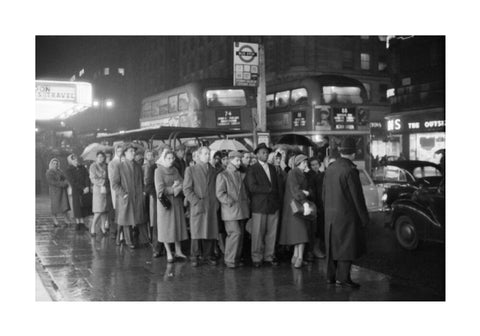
left=279, top=154, right=315, bottom=268
left=155, top=147, right=188, bottom=263
left=65, top=154, right=92, bottom=230
left=45, top=158, right=72, bottom=227
left=89, top=151, right=113, bottom=236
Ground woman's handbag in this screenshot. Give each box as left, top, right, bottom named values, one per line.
left=158, top=192, right=171, bottom=210
left=290, top=199, right=317, bottom=221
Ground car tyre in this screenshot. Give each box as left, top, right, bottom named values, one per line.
left=395, top=215, right=419, bottom=250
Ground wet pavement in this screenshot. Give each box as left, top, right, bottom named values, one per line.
left=35, top=195, right=443, bottom=301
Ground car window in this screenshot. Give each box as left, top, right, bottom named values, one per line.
left=383, top=166, right=408, bottom=182
left=413, top=166, right=442, bottom=178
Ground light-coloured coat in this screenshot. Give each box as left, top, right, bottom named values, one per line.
left=216, top=164, right=250, bottom=221
left=111, top=159, right=145, bottom=226
left=89, top=162, right=112, bottom=213
left=183, top=162, right=219, bottom=239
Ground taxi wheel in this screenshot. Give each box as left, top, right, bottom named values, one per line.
left=395, top=215, right=419, bottom=250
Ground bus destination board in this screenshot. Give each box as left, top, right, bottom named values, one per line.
left=332, top=107, right=357, bottom=130
left=216, top=109, right=241, bottom=127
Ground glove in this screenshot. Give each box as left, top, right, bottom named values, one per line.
left=303, top=203, right=312, bottom=216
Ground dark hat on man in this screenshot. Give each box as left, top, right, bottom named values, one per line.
left=228, top=151, right=243, bottom=159
left=175, top=143, right=186, bottom=151
left=294, top=154, right=309, bottom=166
left=339, top=137, right=357, bottom=155
left=254, top=143, right=272, bottom=154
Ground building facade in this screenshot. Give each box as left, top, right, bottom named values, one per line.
left=383, top=36, right=445, bottom=164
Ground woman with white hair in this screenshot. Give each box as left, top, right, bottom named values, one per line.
left=155, top=147, right=188, bottom=262
left=45, top=158, right=72, bottom=227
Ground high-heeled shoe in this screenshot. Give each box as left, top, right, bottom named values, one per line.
left=167, top=257, right=175, bottom=263
left=175, top=254, right=188, bottom=261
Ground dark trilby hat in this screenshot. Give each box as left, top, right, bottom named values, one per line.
left=339, top=137, right=357, bottom=155
left=254, top=143, right=272, bottom=154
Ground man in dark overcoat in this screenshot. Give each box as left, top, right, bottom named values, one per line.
left=183, top=146, right=220, bottom=267
left=323, top=137, right=369, bottom=289
left=246, top=143, right=282, bottom=267
left=111, top=144, right=147, bottom=249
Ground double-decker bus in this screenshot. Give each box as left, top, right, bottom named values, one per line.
left=140, top=79, right=257, bottom=131
left=266, top=75, right=371, bottom=169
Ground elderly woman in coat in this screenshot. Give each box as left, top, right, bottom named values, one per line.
left=89, top=151, right=113, bottom=236
left=45, top=158, right=72, bottom=227
left=111, top=144, right=148, bottom=249
left=65, top=154, right=92, bottom=230
left=155, top=147, right=188, bottom=263
left=279, top=154, right=315, bottom=268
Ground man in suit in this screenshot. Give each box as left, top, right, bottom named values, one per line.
left=246, top=143, right=282, bottom=267
left=216, top=151, right=250, bottom=268
left=183, top=146, right=220, bottom=267
left=323, top=137, right=369, bottom=289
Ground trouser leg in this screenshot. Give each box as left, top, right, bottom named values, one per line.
left=191, top=239, right=201, bottom=258
left=264, top=211, right=279, bottom=262
left=224, top=220, right=241, bottom=265
left=326, top=229, right=337, bottom=281
left=123, top=226, right=133, bottom=245
left=251, top=213, right=267, bottom=263
left=202, top=239, right=215, bottom=260
left=152, top=222, right=161, bottom=254
left=236, top=221, right=245, bottom=263
left=336, top=261, right=352, bottom=283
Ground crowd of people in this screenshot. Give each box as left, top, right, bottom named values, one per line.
left=45, top=137, right=369, bottom=289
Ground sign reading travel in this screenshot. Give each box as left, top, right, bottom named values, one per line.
left=332, top=107, right=357, bottom=130
left=216, top=109, right=241, bottom=128
left=233, top=42, right=259, bottom=87
left=36, top=82, right=77, bottom=101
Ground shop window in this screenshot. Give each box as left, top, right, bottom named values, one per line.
left=275, top=90, right=290, bottom=108
left=291, top=88, right=308, bottom=105
left=361, top=53, right=370, bottom=70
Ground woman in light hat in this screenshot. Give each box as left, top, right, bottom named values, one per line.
left=279, top=154, right=315, bottom=268
left=89, top=151, right=112, bottom=236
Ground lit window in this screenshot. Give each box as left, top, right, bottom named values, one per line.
left=291, top=88, right=308, bottom=105
left=93, top=100, right=100, bottom=107
left=79, top=69, right=85, bottom=77
left=118, top=68, right=125, bottom=76
left=104, top=67, right=110, bottom=75
left=361, top=53, right=370, bottom=70
left=105, top=100, right=114, bottom=108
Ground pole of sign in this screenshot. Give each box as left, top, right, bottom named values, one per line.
left=255, top=43, right=266, bottom=147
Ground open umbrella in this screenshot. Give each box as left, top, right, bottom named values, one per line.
left=81, top=143, right=113, bottom=161
left=209, top=139, right=248, bottom=152
left=276, top=133, right=316, bottom=147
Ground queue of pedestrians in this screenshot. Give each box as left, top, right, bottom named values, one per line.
left=45, top=137, right=369, bottom=289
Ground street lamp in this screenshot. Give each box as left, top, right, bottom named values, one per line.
left=92, top=98, right=115, bottom=131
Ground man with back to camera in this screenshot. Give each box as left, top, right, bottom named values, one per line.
left=183, top=146, right=220, bottom=267
left=323, top=137, right=369, bottom=289
left=246, top=143, right=282, bottom=267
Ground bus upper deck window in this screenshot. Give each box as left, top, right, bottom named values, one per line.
left=275, top=90, right=290, bottom=108
left=178, top=93, right=189, bottom=111
left=266, top=94, right=274, bottom=110
left=322, top=86, right=363, bottom=104
left=291, top=88, right=308, bottom=105
left=206, top=89, right=246, bottom=107
left=168, top=95, right=178, bottom=113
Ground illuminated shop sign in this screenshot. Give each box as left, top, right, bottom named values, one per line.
left=386, top=116, right=445, bottom=133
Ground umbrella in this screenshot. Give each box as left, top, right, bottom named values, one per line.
left=81, top=143, right=113, bottom=161
left=209, top=139, right=248, bottom=152
left=435, top=148, right=445, bottom=155
left=276, top=134, right=316, bottom=147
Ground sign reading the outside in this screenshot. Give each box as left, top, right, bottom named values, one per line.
left=385, top=113, right=445, bottom=134
left=293, top=111, right=307, bottom=129
left=216, top=109, right=241, bottom=127
left=332, top=107, right=357, bottom=130
left=233, top=42, right=259, bottom=87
